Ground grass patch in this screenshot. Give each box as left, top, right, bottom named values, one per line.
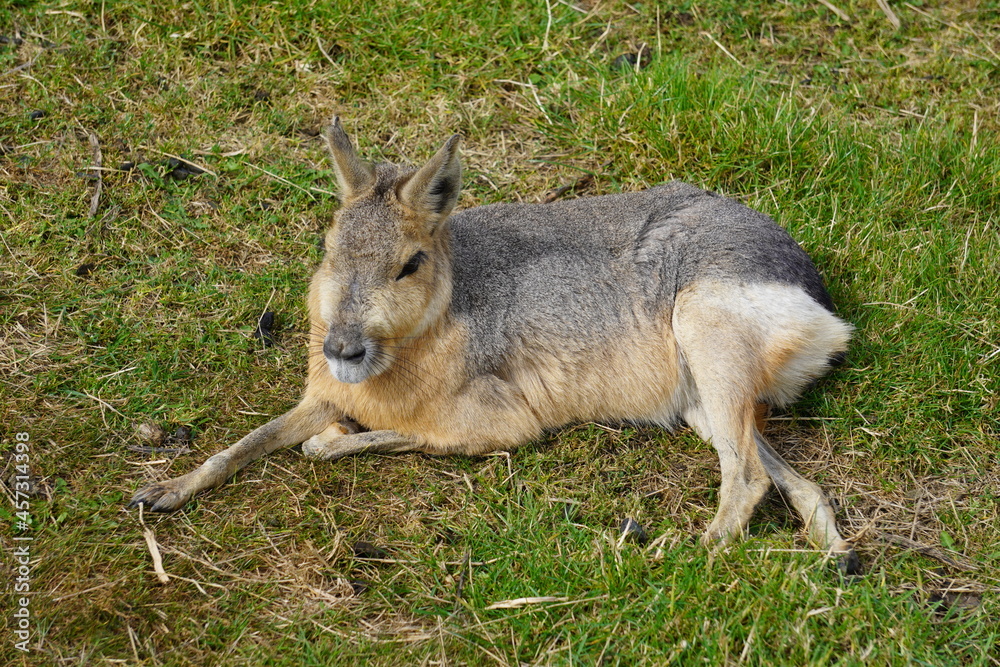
left=2, top=0, right=998, bottom=664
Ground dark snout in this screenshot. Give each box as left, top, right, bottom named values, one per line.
left=323, top=329, right=367, bottom=365
left=322, top=325, right=378, bottom=384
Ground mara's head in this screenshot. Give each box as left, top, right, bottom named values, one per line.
left=311, top=118, right=462, bottom=384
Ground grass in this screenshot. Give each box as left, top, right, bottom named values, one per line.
left=2, top=0, right=999, bottom=664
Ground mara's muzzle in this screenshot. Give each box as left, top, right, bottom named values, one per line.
left=323, top=327, right=376, bottom=384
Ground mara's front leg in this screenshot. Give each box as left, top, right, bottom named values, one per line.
left=129, top=398, right=340, bottom=511
left=300, top=374, right=542, bottom=461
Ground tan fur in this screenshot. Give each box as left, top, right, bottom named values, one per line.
left=754, top=403, right=770, bottom=434
left=130, top=120, right=859, bottom=573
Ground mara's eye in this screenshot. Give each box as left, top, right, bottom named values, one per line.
left=396, top=251, right=425, bottom=281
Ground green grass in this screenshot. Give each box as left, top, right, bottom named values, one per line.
left=2, top=0, right=999, bottom=664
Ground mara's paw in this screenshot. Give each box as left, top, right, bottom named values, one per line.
left=300, top=423, right=354, bottom=460
left=700, top=529, right=737, bottom=551
left=700, top=518, right=747, bottom=550
left=301, top=435, right=339, bottom=460
left=129, top=480, right=193, bottom=512
left=830, top=540, right=863, bottom=577
left=838, top=549, right=863, bottom=576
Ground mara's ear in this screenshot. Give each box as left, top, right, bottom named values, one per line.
left=397, top=134, right=462, bottom=222
left=324, top=116, right=374, bottom=200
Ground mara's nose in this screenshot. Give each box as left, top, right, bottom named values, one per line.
left=323, top=333, right=366, bottom=364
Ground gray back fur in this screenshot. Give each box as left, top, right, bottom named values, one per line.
left=450, top=181, right=833, bottom=375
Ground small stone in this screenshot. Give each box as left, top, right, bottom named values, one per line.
left=353, top=541, right=389, bottom=559
left=618, top=517, right=648, bottom=545
left=29, top=110, right=45, bottom=120
left=7, top=474, right=42, bottom=497
left=610, top=44, right=652, bottom=73
left=170, top=426, right=193, bottom=445
left=136, top=423, right=167, bottom=446
left=165, top=158, right=204, bottom=180
left=254, top=311, right=277, bottom=347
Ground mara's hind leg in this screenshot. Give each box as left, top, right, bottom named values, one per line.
left=673, top=286, right=781, bottom=546
left=682, top=402, right=773, bottom=546
left=755, top=432, right=861, bottom=574
left=674, top=305, right=772, bottom=544
left=674, top=281, right=856, bottom=569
